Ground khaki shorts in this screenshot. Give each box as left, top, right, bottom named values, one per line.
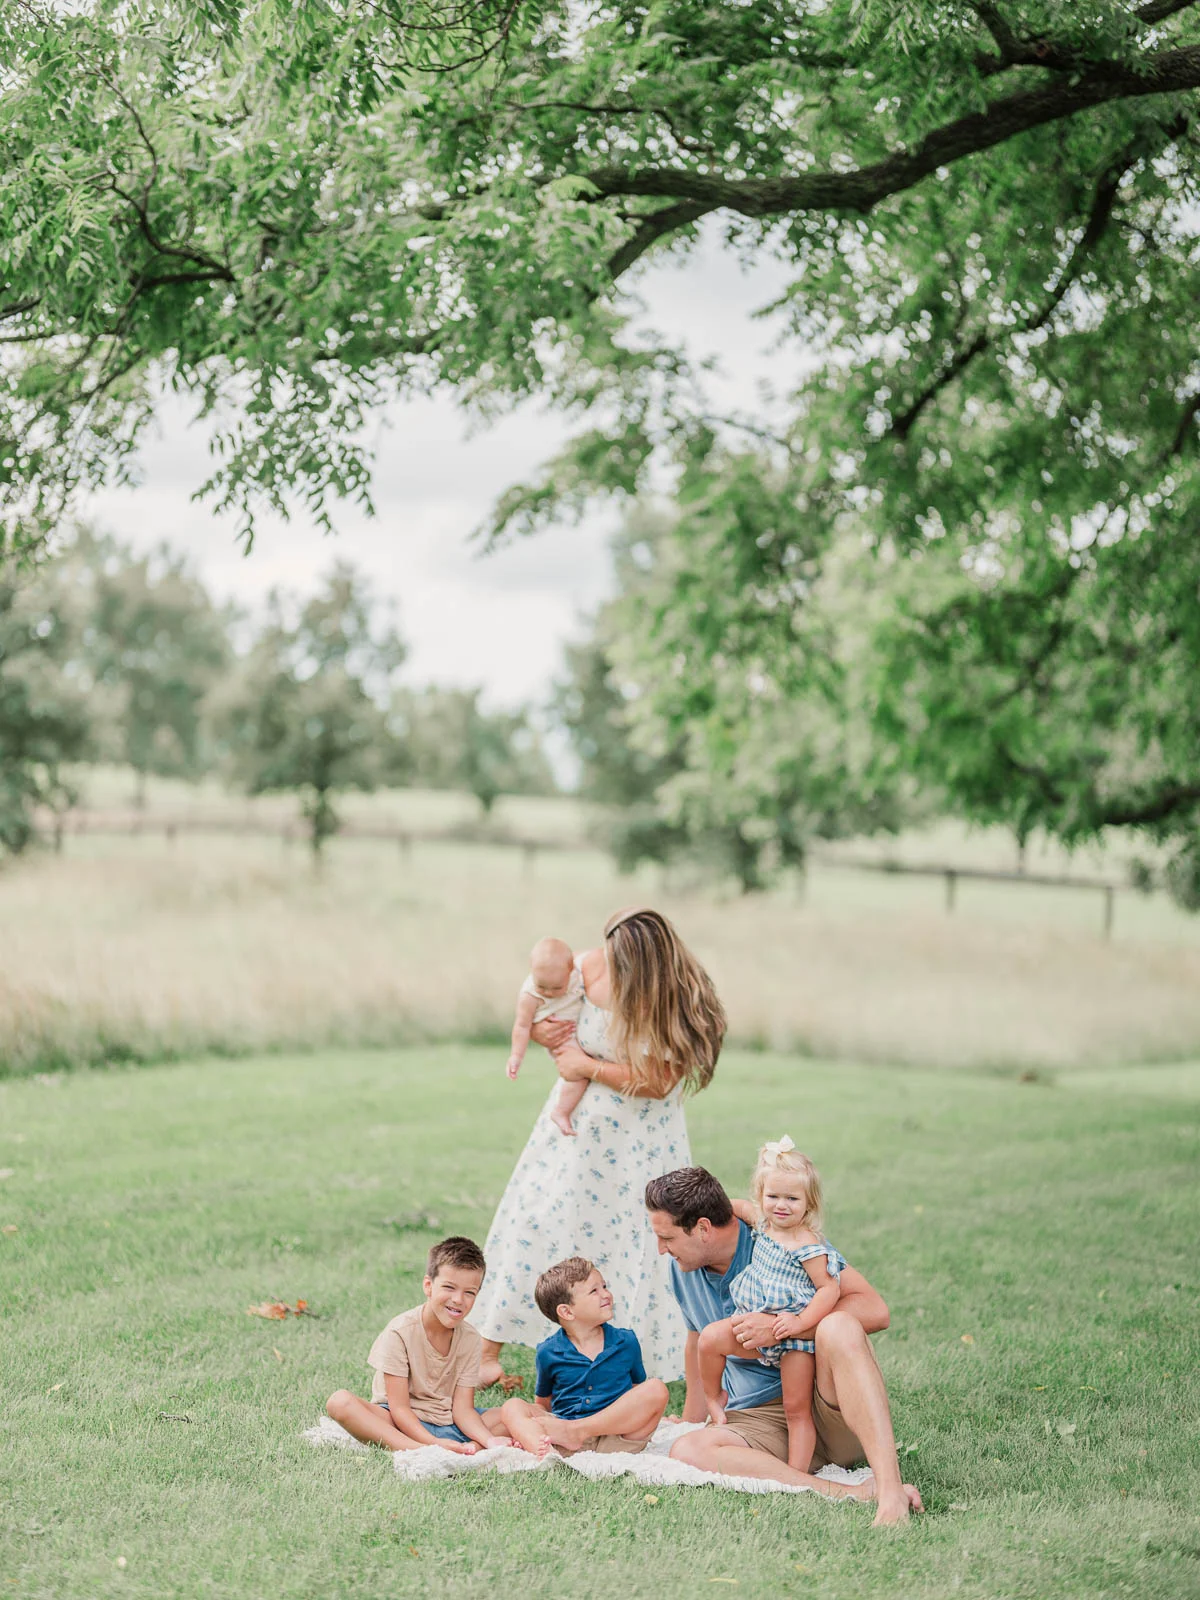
left=562, top=1433, right=649, bottom=1457
left=722, top=1393, right=864, bottom=1471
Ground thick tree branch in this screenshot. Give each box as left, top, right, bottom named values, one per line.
left=606, top=200, right=711, bottom=278
left=1167, top=390, right=1200, bottom=454
left=888, top=122, right=1181, bottom=439
left=1137, top=0, right=1200, bottom=23
left=588, top=43, right=1200, bottom=266
left=1097, top=780, right=1200, bottom=826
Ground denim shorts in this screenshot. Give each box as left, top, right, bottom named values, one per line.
left=377, top=1402, right=473, bottom=1444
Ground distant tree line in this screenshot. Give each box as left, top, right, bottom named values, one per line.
left=0, top=530, right=555, bottom=858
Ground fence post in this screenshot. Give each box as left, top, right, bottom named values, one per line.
left=398, top=832, right=411, bottom=862
left=523, top=842, right=537, bottom=881
left=1103, top=885, right=1115, bottom=940
left=944, top=869, right=958, bottom=913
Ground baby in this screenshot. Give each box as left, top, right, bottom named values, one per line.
left=507, top=936, right=588, bottom=1136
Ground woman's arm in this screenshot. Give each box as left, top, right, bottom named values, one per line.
left=529, top=1017, right=577, bottom=1052
left=551, top=1042, right=668, bottom=1098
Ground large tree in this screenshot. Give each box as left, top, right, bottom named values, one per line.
left=0, top=556, right=92, bottom=854
left=5, top=0, right=1200, bottom=854
left=79, top=532, right=231, bottom=804
left=213, top=563, right=404, bottom=857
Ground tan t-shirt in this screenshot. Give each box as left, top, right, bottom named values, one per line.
left=367, top=1305, right=482, bottom=1424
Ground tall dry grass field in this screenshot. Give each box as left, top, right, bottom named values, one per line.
left=5, top=794, right=1200, bottom=1074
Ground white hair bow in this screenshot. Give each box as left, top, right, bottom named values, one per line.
left=764, top=1135, right=796, bottom=1161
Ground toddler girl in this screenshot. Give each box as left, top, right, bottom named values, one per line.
left=506, top=936, right=589, bottom=1136
left=699, top=1135, right=845, bottom=1472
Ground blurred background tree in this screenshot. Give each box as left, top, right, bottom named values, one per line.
left=78, top=531, right=231, bottom=806
left=212, top=564, right=404, bottom=859
left=389, top=686, right=556, bottom=816
left=0, top=556, right=91, bottom=853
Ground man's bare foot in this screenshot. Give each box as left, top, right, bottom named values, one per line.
left=872, top=1485, right=923, bottom=1526
left=550, top=1109, right=577, bottom=1136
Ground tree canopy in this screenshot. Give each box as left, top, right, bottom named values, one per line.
left=2, top=0, right=1196, bottom=543
left=5, top=0, right=1200, bottom=855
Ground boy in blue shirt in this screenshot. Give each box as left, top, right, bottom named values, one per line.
left=499, top=1256, right=669, bottom=1456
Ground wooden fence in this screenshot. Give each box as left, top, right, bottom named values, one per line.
left=47, top=810, right=1135, bottom=938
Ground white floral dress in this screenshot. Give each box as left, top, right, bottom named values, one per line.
left=473, top=989, right=691, bottom=1380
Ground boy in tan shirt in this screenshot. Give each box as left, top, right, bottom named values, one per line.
left=325, top=1236, right=510, bottom=1453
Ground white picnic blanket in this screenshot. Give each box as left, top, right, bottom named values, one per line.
left=302, top=1415, right=871, bottom=1497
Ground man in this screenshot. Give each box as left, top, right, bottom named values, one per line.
left=645, top=1167, right=922, bottom=1526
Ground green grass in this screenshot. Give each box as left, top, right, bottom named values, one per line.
left=1, top=1048, right=1198, bottom=1599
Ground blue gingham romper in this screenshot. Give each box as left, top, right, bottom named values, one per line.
left=728, top=1228, right=847, bottom=1364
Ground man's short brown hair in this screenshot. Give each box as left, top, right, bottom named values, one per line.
left=534, top=1256, right=594, bottom=1324
left=644, top=1167, right=734, bottom=1232
left=426, top=1236, right=486, bottom=1280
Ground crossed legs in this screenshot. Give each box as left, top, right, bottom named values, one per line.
left=500, top=1379, right=669, bottom=1455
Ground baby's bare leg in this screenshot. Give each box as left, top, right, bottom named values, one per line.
left=325, top=1391, right=420, bottom=1453
left=780, top=1350, right=817, bottom=1473
left=698, top=1317, right=744, bottom=1427
left=550, top=1077, right=588, bottom=1136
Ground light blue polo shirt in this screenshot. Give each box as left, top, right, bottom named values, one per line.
left=668, top=1220, right=783, bottom=1412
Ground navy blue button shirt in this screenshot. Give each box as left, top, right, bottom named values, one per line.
left=535, top=1324, right=647, bottom=1420
left=668, top=1219, right=782, bottom=1411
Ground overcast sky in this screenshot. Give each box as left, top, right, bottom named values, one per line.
left=83, top=228, right=791, bottom=709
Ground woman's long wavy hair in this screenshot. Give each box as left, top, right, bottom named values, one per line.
left=604, top=907, right=726, bottom=1097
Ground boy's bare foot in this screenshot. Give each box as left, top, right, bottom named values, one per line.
left=550, top=1109, right=577, bottom=1136
left=541, top=1413, right=590, bottom=1451
left=504, top=1410, right=556, bottom=1458
left=443, top=1440, right=479, bottom=1456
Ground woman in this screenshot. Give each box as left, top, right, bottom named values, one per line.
left=474, top=906, right=726, bottom=1385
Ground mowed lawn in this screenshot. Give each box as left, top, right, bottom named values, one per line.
left=1, top=1049, right=1197, bottom=1600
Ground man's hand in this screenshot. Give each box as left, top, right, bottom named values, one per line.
left=729, top=1312, right=776, bottom=1350
left=530, top=1018, right=576, bottom=1052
